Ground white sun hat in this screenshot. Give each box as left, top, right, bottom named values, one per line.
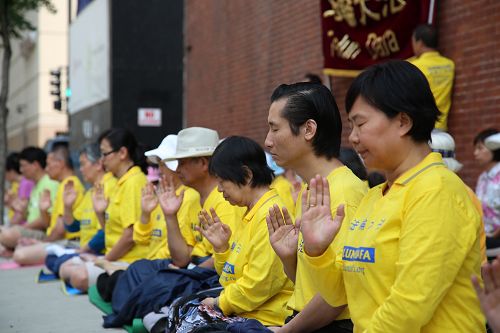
left=485, top=133, right=500, bottom=151
left=162, top=127, right=219, bottom=161
left=144, top=134, right=178, bottom=171
left=429, top=130, right=463, bottom=173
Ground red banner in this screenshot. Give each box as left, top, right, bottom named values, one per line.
left=321, top=0, right=436, bottom=77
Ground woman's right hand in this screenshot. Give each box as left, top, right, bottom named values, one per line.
left=197, top=208, right=231, bottom=253
left=299, top=175, right=344, bottom=257
left=63, top=180, right=77, bottom=208
left=157, top=175, right=184, bottom=217
left=141, top=182, right=158, bottom=215
left=92, top=183, right=109, bottom=214
left=266, top=205, right=299, bottom=260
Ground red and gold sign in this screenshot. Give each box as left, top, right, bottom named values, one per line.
left=321, top=0, right=436, bottom=77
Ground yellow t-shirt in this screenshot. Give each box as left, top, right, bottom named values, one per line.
left=73, top=172, right=117, bottom=248
left=214, top=189, right=294, bottom=326
left=7, top=181, right=19, bottom=220
left=47, top=175, right=85, bottom=239
left=289, top=166, right=367, bottom=317
left=304, top=153, right=485, bottom=333
left=190, top=187, right=246, bottom=258
left=133, top=185, right=201, bottom=260
left=105, top=166, right=148, bottom=263
left=270, top=175, right=296, bottom=216
left=408, top=51, right=455, bottom=131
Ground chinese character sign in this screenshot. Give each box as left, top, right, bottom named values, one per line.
left=321, top=0, right=436, bottom=77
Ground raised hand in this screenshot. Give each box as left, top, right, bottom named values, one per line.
left=299, top=175, right=344, bottom=257
left=92, top=183, right=109, bottom=214
left=472, top=255, right=500, bottom=333
left=196, top=208, right=231, bottom=253
left=39, top=189, right=52, bottom=212
left=266, top=205, right=299, bottom=260
left=157, top=175, right=184, bottom=217
left=63, top=180, right=77, bottom=208
left=141, top=182, right=158, bottom=215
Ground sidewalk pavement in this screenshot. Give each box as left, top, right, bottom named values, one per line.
left=0, top=259, right=123, bottom=332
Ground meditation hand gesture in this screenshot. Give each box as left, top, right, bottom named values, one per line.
left=266, top=205, right=298, bottom=260
left=157, top=175, right=184, bottom=217
left=63, top=180, right=77, bottom=208
left=141, top=182, right=158, bottom=215
left=299, top=175, right=344, bottom=257
left=39, top=189, right=52, bottom=212
left=197, top=208, right=231, bottom=253
left=472, top=255, right=500, bottom=333
left=92, top=183, right=109, bottom=214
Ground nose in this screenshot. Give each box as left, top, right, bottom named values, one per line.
left=264, top=131, right=273, bottom=149
left=348, top=127, right=359, bottom=146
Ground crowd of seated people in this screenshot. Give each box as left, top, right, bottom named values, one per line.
left=1, top=60, right=499, bottom=333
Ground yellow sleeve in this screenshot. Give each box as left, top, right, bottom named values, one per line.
left=119, top=179, right=144, bottom=229
left=364, top=189, right=480, bottom=332
left=217, top=218, right=288, bottom=315
left=133, top=211, right=154, bottom=245
left=177, top=188, right=201, bottom=248
left=302, top=241, right=346, bottom=307
left=214, top=247, right=231, bottom=276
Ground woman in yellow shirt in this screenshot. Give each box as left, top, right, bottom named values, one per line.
left=198, top=136, right=293, bottom=326
left=300, top=61, right=485, bottom=332
left=67, top=129, right=148, bottom=292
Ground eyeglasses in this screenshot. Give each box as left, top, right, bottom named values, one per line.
left=101, top=149, right=117, bottom=157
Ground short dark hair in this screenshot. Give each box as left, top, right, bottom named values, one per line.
left=79, top=143, right=101, bottom=164
left=19, top=147, right=47, bottom=169
left=51, top=145, right=73, bottom=169
left=270, top=82, right=342, bottom=159
left=99, top=128, right=148, bottom=173
left=6, top=152, right=20, bottom=173
left=209, top=136, right=273, bottom=188
left=474, top=128, right=500, bottom=161
left=339, top=147, right=367, bottom=181
left=413, top=24, right=438, bottom=48
left=304, top=73, right=323, bottom=85
left=345, top=60, right=439, bottom=143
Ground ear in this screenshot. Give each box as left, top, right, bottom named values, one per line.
left=397, top=113, right=413, bottom=137
left=199, top=157, right=210, bottom=172
left=303, top=119, right=317, bottom=142
left=241, top=165, right=253, bottom=186
left=117, top=146, right=129, bottom=161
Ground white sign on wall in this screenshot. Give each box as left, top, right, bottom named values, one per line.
left=138, top=108, right=162, bottom=127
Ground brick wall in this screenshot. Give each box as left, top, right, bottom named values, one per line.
left=185, top=0, right=500, bottom=187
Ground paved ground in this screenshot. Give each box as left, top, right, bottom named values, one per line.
left=0, top=260, right=123, bottom=333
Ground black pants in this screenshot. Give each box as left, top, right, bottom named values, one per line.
left=285, top=312, right=353, bottom=333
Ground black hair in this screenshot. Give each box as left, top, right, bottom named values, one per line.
left=339, top=147, right=367, bottom=181
left=209, top=136, right=273, bottom=188
left=270, top=82, right=342, bottom=159
left=79, top=143, right=102, bottom=164
left=98, top=128, right=148, bottom=173
left=51, top=145, right=73, bottom=169
left=304, top=73, right=323, bottom=85
left=367, top=171, right=386, bottom=188
left=345, top=60, right=439, bottom=143
left=6, top=152, right=20, bottom=173
left=474, top=128, right=500, bottom=161
left=19, top=147, right=47, bottom=169
left=413, top=24, right=438, bottom=49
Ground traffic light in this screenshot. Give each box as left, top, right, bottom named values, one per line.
left=50, top=69, right=62, bottom=111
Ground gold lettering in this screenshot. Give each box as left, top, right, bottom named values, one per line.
left=330, top=32, right=361, bottom=60
left=365, top=30, right=400, bottom=60
left=327, top=0, right=357, bottom=27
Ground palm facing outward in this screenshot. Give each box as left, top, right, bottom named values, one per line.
left=472, top=255, right=500, bottom=333
left=92, top=183, right=109, bottom=214
left=197, top=208, right=231, bottom=253
left=141, top=183, right=158, bottom=215
left=63, top=180, right=77, bottom=208
left=266, top=204, right=298, bottom=260
left=299, top=175, right=344, bottom=257
left=157, top=175, right=184, bottom=217
left=39, top=189, right=52, bottom=212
